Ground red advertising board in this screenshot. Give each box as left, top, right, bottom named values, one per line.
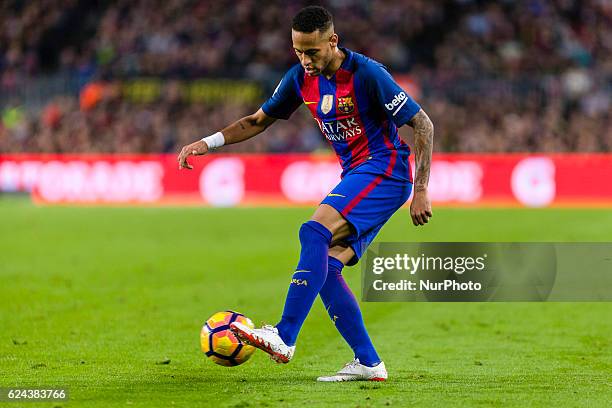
left=1, top=153, right=611, bottom=207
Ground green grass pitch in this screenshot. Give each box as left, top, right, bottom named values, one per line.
left=1, top=198, right=611, bottom=407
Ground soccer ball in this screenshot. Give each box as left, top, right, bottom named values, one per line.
left=200, top=310, right=256, bottom=366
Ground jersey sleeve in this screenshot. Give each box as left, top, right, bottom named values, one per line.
left=365, top=62, right=421, bottom=127
left=261, top=67, right=302, bottom=120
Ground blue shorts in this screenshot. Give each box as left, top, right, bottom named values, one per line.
left=321, top=161, right=412, bottom=266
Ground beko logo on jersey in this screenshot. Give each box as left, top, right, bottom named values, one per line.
left=385, top=92, right=408, bottom=116
left=315, top=117, right=362, bottom=141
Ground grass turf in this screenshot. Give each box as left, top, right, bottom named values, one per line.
left=1, top=198, right=611, bottom=407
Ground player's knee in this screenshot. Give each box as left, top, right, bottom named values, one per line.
left=299, top=220, right=332, bottom=246
left=310, top=204, right=349, bottom=237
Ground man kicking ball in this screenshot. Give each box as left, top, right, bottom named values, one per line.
left=178, top=6, right=434, bottom=382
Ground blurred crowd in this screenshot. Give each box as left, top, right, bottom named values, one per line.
left=0, top=92, right=322, bottom=154
left=1, top=0, right=610, bottom=153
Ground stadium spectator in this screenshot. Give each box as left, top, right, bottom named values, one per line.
left=0, top=0, right=610, bottom=154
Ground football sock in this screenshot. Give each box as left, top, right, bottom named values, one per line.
left=276, top=220, right=332, bottom=346
left=319, top=256, right=381, bottom=367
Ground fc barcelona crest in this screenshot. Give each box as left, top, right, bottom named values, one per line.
left=337, top=96, right=354, bottom=114
left=321, top=94, right=334, bottom=114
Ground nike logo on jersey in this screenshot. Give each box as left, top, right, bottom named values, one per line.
left=328, top=193, right=346, bottom=198
left=294, top=269, right=311, bottom=273
left=304, top=101, right=318, bottom=105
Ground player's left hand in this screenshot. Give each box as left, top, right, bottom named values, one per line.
left=410, top=190, right=432, bottom=226
left=178, top=140, right=209, bottom=170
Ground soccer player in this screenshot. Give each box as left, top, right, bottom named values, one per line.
left=178, top=6, right=433, bottom=382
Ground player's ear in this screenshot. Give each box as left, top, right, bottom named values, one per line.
left=329, top=33, right=338, bottom=48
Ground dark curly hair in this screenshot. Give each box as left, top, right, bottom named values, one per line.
left=292, top=6, right=333, bottom=33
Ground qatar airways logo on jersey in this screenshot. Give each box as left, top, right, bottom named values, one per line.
left=314, top=117, right=362, bottom=141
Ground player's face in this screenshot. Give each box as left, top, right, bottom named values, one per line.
left=292, top=28, right=337, bottom=76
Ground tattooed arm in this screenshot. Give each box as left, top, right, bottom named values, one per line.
left=178, top=108, right=276, bottom=169
left=407, top=108, right=434, bottom=226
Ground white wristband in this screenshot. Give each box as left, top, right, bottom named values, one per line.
left=201, top=132, right=225, bottom=150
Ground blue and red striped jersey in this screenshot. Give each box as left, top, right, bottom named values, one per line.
left=262, top=47, right=420, bottom=181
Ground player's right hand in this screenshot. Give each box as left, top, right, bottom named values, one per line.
left=178, top=140, right=209, bottom=170
left=410, top=190, right=433, bottom=226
